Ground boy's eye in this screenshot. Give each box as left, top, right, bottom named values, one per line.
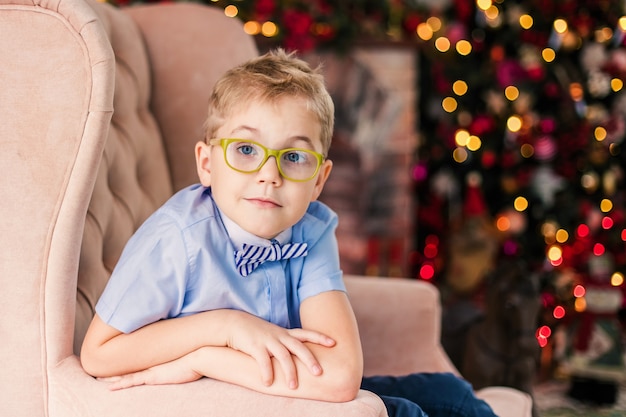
left=236, top=143, right=257, bottom=156
left=283, top=151, right=307, bottom=164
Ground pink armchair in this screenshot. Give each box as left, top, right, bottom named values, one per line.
left=0, top=0, right=532, bottom=416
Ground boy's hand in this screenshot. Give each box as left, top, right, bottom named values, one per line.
left=227, top=313, right=335, bottom=389
left=98, top=357, right=202, bottom=391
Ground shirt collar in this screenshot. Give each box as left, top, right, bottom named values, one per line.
left=218, top=208, right=292, bottom=251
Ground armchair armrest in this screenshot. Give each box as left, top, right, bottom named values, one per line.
left=51, top=357, right=388, bottom=417
left=344, top=275, right=458, bottom=377
left=344, top=275, right=534, bottom=417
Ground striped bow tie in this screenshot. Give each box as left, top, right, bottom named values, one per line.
left=234, top=242, right=308, bottom=277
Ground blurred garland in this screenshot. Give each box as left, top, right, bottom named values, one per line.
left=109, top=0, right=445, bottom=52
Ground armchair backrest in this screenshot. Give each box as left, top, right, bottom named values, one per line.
left=0, top=0, right=257, bottom=414
left=0, top=0, right=114, bottom=414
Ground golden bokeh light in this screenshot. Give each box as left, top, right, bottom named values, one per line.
left=453, top=80, right=469, bottom=96
left=611, top=78, right=624, bottom=92
left=555, top=229, right=569, bottom=243
left=224, top=5, right=238, bottom=17
left=417, top=23, right=434, bottom=40
left=455, top=129, right=470, bottom=146
left=553, top=19, right=568, bottom=34
left=485, top=5, right=499, bottom=20
left=261, top=21, right=279, bottom=37
left=507, top=115, right=523, bottom=132
left=519, top=14, right=533, bottom=29
left=466, top=135, right=482, bottom=151
left=542, top=48, right=556, bottom=62
left=514, top=196, right=528, bottom=211
left=243, top=21, right=261, bottom=35
left=435, top=37, right=451, bottom=52
left=547, top=245, right=562, bottom=262
left=476, top=0, right=492, bottom=11
left=505, top=85, right=519, bottom=101
left=427, top=16, right=442, bottom=32
left=442, top=96, right=458, bottom=112
left=600, top=198, right=613, bottom=212
left=456, top=40, right=472, bottom=55
left=453, top=147, right=468, bottom=163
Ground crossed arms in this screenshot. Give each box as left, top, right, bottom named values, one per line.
left=80, top=290, right=364, bottom=403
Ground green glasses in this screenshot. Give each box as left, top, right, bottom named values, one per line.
left=209, top=138, right=325, bottom=182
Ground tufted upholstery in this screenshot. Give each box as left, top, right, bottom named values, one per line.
left=74, top=0, right=174, bottom=354
left=74, top=0, right=172, bottom=353
left=0, top=1, right=533, bottom=416
left=74, top=0, right=263, bottom=353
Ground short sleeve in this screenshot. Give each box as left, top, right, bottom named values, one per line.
left=294, top=203, right=345, bottom=302
left=95, top=212, right=190, bottom=333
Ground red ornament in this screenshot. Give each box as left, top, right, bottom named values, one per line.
left=254, top=0, right=276, bottom=21
left=463, top=172, right=487, bottom=218
left=282, top=10, right=316, bottom=52
left=403, top=13, right=422, bottom=33
left=481, top=150, right=497, bottom=169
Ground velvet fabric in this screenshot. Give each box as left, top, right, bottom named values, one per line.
left=0, top=0, right=532, bottom=416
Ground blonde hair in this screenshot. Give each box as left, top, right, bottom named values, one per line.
left=204, top=49, right=334, bottom=155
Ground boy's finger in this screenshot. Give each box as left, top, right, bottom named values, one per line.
left=272, top=346, right=299, bottom=389
left=252, top=351, right=274, bottom=387
left=107, top=374, right=143, bottom=390
left=97, top=376, right=122, bottom=382
left=97, top=375, right=138, bottom=390
left=288, top=328, right=335, bottom=346
left=280, top=337, right=323, bottom=377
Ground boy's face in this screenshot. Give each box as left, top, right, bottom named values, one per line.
left=195, top=96, right=333, bottom=240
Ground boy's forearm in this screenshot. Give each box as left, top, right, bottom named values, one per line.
left=187, top=344, right=362, bottom=403
left=81, top=309, right=245, bottom=377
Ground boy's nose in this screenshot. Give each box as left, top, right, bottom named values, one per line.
left=256, top=156, right=283, bottom=185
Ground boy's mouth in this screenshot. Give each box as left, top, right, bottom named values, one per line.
left=246, top=197, right=281, bottom=208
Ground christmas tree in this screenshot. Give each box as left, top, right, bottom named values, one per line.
left=412, top=0, right=626, bottom=384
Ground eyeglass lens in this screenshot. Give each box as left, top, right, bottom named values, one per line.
left=224, top=141, right=320, bottom=180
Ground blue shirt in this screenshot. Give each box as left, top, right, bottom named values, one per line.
left=96, top=184, right=345, bottom=333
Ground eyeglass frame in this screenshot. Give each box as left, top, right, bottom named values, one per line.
left=208, top=138, right=326, bottom=182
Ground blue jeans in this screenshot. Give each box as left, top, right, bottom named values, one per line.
left=361, top=373, right=497, bottom=417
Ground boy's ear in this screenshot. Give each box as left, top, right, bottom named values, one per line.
left=195, top=141, right=212, bottom=187
left=310, top=159, right=333, bottom=201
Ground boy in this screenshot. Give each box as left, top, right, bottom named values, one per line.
left=81, top=49, right=496, bottom=417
